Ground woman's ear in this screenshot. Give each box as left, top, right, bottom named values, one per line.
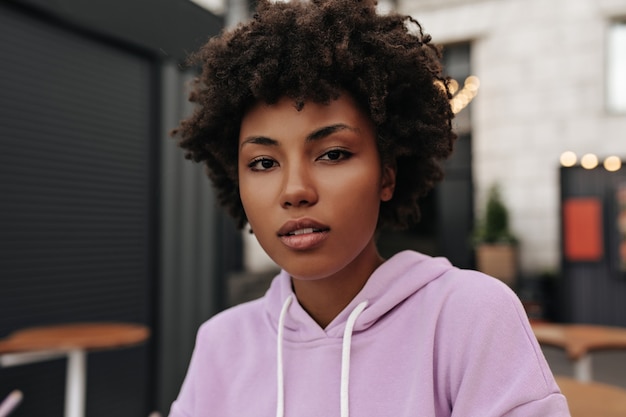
left=380, top=165, right=396, bottom=202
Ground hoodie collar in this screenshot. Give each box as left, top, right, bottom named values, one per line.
left=264, top=250, right=454, bottom=341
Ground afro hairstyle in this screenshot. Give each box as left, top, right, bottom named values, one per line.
left=172, top=0, right=457, bottom=230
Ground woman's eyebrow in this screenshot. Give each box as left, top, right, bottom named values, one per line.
left=240, top=123, right=357, bottom=150
left=306, top=124, right=356, bottom=142
left=240, top=136, right=278, bottom=150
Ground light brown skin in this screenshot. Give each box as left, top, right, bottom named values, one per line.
left=238, top=94, right=396, bottom=328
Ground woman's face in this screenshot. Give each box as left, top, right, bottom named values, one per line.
left=238, top=94, right=395, bottom=281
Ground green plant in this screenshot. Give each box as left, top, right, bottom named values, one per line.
left=474, top=184, right=518, bottom=244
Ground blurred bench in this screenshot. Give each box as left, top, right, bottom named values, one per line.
left=532, top=322, right=626, bottom=381
left=556, top=376, right=626, bottom=417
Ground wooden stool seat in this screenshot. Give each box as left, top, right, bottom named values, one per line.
left=532, top=323, right=626, bottom=360
left=0, top=322, right=149, bottom=353
left=532, top=323, right=626, bottom=381
left=556, top=376, right=626, bottom=417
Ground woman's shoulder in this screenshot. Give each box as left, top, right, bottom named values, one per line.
left=438, top=266, right=520, bottom=303
left=197, top=297, right=267, bottom=340
left=423, top=267, right=529, bottom=327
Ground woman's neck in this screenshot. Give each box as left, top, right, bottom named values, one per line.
left=291, top=244, right=384, bottom=328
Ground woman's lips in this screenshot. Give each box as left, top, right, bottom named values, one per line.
left=284, top=227, right=323, bottom=236
left=279, top=228, right=329, bottom=250
left=277, top=219, right=330, bottom=250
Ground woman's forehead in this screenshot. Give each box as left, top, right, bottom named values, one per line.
left=240, top=94, right=374, bottom=139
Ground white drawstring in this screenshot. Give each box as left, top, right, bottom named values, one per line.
left=275, top=296, right=368, bottom=417
left=276, top=295, right=293, bottom=417
left=340, top=300, right=368, bottom=417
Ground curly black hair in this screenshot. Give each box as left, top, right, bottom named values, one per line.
left=173, top=0, right=456, bottom=230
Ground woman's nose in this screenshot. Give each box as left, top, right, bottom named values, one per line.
left=280, top=163, right=318, bottom=208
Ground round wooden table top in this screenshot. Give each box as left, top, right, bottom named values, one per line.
left=0, top=322, right=149, bottom=354
left=556, top=376, right=626, bottom=417
left=531, top=323, right=626, bottom=360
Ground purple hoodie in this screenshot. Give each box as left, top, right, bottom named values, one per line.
left=169, top=251, right=570, bottom=416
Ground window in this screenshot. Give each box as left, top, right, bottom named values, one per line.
left=607, top=20, right=626, bottom=113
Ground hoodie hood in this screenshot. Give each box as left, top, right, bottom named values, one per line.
left=264, top=250, right=454, bottom=341
left=267, top=250, right=455, bottom=417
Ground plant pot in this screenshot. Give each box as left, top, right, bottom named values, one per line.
left=475, top=243, right=519, bottom=288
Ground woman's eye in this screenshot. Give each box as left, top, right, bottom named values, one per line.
left=249, top=158, right=277, bottom=171
left=319, top=149, right=352, bottom=162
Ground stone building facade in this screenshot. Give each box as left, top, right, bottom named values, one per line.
left=400, top=0, right=626, bottom=275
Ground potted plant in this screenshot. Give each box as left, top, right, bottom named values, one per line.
left=474, top=184, right=519, bottom=288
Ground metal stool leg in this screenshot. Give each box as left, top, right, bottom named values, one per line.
left=65, top=349, right=87, bottom=417
left=574, top=354, right=593, bottom=382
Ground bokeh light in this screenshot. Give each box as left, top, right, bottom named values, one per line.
left=604, top=155, right=622, bottom=172
left=581, top=153, right=599, bottom=169
left=560, top=151, right=577, bottom=167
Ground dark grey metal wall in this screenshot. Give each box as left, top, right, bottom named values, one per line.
left=157, top=63, right=218, bottom=414
left=0, top=4, right=156, bottom=415
left=560, top=166, right=626, bottom=326
left=156, top=61, right=245, bottom=415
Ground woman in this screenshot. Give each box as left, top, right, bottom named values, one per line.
left=169, top=0, right=570, bottom=415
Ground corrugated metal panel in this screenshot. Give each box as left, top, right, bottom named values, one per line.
left=156, top=62, right=243, bottom=414
left=0, top=4, right=154, bottom=416
left=156, top=64, right=220, bottom=413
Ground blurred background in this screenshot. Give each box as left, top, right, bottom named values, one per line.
left=1, top=0, right=625, bottom=415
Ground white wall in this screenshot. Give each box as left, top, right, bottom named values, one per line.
left=401, top=0, right=626, bottom=274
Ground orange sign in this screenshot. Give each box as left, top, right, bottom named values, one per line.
left=563, top=198, right=603, bottom=261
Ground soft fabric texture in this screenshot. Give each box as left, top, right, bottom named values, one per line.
left=169, top=250, right=570, bottom=417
